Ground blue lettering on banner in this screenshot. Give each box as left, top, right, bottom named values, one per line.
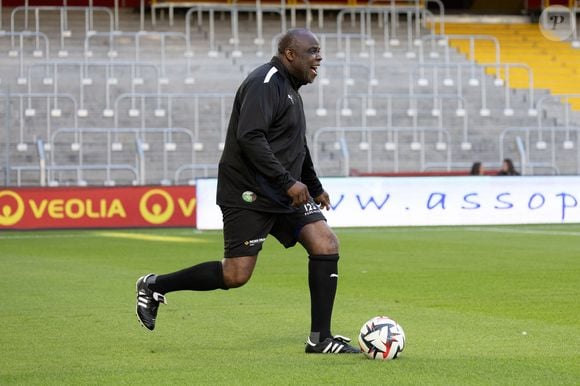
left=329, top=195, right=345, bottom=210
left=495, top=193, right=513, bottom=209
left=427, top=193, right=446, bottom=210
left=355, top=194, right=390, bottom=210
left=462, top=193, right=481, bottom=210
left=556, top=193, right=578, bottom=221
left=326, top=190, right=579, bottom=222
left=528, top=193, right=545, bottom=210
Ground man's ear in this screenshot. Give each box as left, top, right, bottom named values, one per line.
left=284, top=48, right=294, bottom=62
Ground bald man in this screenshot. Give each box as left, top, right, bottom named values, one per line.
left=136, top=28, right=359, bottom=354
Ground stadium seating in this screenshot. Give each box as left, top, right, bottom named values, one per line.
left=1, top=1, right=579, bottom=186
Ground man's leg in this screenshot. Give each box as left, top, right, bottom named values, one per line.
left=148, top=255, right=257, bottom=293
left=298, top=220, right=359, bottom=353
left=136, top=256, right=257, bottom=331
left=298, top=220, right=339, bottom=342
left=136, top=206, right=273, bottom=331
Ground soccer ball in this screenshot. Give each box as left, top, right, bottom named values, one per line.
left=358, top=316, right=406, bottom=360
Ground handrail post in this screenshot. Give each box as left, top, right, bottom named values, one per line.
left=515, top=136, right=527, bottom=175
left=3, top=88, right=11, bottom=186
left=136, top=138, right=145, bottom=185
left=36, top=138, right=46, bottom=186
left=339, top=137, right=349, bottom=176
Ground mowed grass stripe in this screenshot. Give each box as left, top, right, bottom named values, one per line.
left=0, top=225, right=578, bottom=384
left=95, top=231, right=207, bottom=243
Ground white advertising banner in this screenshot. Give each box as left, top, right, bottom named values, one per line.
left=195, top=177, right=580, bottom=230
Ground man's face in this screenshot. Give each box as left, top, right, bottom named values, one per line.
left=287, top=32, right=322, bottom=85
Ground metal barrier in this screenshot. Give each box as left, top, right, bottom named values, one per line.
left=536, top=94, right=580, bottom=131
left=499, top=126, right=580, bottom=175
left=26, top=60, right=159, bottom=117
left=334, top=93, right=470, bottom=147
left=113, top=92, right=234, bottom=149
left=411, top=62, right=536, bottom=117
left=10, top=6, right=114, bottom=57
left=308, top=0, right=444, bottom=31
left=2, top=88, right=12, bottom=187
left=419, top=34, right=501, bottom=86
left=84, top=31, right=188, bottom=84
left=185, top=4, right=286, bottom=58
left=50, top=127, right=196, bottom=185
left=0, top=31, right=51, bottom=87
left=336, top=4, right=441, bottom=58
left=162, top=0, right=317, bottom=29
left=0, top=32, right=50, bottom=76
left=313, top=126, right=452, bottom=175
left=2, top=92, right=78, bottom=153
left=174, top=163, right=219, bottom=184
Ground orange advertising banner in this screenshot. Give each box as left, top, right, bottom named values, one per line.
left=0, top=186, right=197, bottom=230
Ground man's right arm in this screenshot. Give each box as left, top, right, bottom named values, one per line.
left=236, top=78, right=297, bottom=193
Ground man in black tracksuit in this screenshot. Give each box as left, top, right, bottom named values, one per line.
left=136, top=28, right=359, bottom=354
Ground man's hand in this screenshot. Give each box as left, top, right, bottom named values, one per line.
left=287, top=181, right=310, bottom=207
left=314, top=191, right=331, bottom=211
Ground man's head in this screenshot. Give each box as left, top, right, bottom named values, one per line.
left=277, top=28, right=322, bottom=85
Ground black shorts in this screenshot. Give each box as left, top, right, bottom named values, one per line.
left=221, top=198, right=326, bottom=258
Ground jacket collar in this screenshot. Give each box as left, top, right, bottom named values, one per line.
left=270, top=56, right=302, bottom=91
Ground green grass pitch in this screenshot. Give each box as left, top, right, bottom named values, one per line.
left=1, top=225, right=579, bottom=385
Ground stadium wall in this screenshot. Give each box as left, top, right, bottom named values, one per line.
left=2, top=177, right=579, bottom=230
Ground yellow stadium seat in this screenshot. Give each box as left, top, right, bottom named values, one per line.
left=445, top=23, right=580, bottom=111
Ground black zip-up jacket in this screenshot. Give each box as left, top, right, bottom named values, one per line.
left=216, top=56, right=324, bottom=212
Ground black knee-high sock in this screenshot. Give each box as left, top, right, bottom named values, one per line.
left=148, top=261, right=228, bottom=294
left=308, top=254, right=339, bottom=342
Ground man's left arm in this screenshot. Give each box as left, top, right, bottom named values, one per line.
left=301, top=144, right=331, bottom=210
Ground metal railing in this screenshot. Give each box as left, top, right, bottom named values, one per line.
left=10, top=6, right=115, bottom=56
left=2, top=92, right=78, bottom=153
left=113, top=92, right=234, bottom=148
left=174, top=164, right=219, bottom=184
left=334, top=93, right=469, bottom=147
left=313, top=126, right=452, bottom=175
left=49, top=127, right=196, bottom=186
left=0, top=32, right=50, bottom=80
left=337, top=4, right=441, bottom=58
left=419, top=34, right=501, bottom=81
left=185, top=4, right=287, bottom=58
left=411, top=62, right=536, bottom=116
left=499, top=126, right=580, bottom=175
left=26, top=60, right=159, bottom=118
left=536, top=94, right=580, bottom=131
left=84, top=31, right=189, bottom=83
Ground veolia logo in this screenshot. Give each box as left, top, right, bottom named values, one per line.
left=0, top=190, right=25, bottom=226
left=139, top=189, right=175, bottom=224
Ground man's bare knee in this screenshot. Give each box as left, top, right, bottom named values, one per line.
left=299, top=221, right=340, bottom=255
left=316, top=231, right=339, bottom=255
left=222, top=256, right=257, bottom=288
left=327, top=232, right=340, bottom=253
left=223, top=271, right=251, bottom=288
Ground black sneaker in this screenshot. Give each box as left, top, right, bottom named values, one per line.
left=135, top=274, right=166, bottom=331
left=305, top=335, right=361, bottom=354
